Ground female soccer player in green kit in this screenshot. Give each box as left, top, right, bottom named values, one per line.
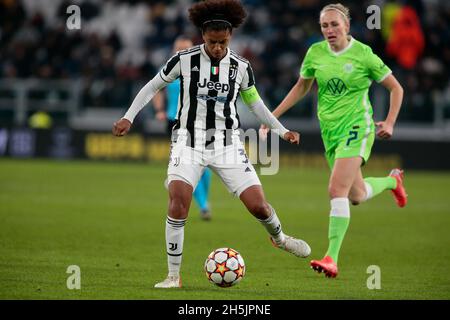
left=262, top=3, right=407, bottom=278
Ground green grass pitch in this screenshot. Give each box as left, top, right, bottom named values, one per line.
left=1, top=158, right=449, bottom=299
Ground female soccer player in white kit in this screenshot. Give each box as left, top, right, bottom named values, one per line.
left=112, top=0, right=311, bottom=288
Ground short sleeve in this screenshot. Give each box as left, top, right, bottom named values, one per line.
left=159, top=53, right=181, bottom=83
left=366, top=48, right=392, bottom=83
left=240, top=63, right=255, bottom=91
left=300, top=47, right=315, bottom=79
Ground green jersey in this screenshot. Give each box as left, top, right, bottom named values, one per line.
left=300, top=37, right=391, bottom=129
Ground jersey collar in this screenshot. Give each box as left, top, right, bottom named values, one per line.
left=327, top=36, right=355, bottom=56
left=200, top=44, right=230, bottom=63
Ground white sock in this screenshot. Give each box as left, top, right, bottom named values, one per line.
left=363, top=182, right=374, bottom=202
left=330, top=198, right=350, bottom=218
left=258, top=205, right=286, bottom=245
left=166, top=216, right=186, bottom=277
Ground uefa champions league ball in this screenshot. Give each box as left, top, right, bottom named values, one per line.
left=204, top=248, right=246, bottom=287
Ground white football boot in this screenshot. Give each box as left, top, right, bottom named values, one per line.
left=154, top=275, right=182, bottom=288
left=271, top=235, right=311, bottom=258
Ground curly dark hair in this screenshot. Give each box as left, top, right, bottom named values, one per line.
left=188, top=0, right=247, bottom=33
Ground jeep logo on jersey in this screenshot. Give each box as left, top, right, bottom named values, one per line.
left=326, top=78, right=347, bottom=96
left=197, top=79, right=230, bottom=93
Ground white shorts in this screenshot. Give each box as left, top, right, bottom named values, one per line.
left=166, top=132, right=261, bottom=197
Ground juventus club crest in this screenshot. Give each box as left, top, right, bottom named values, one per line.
left=229, top=65, right=238, bottom=80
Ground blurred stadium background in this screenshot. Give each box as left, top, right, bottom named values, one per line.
left=0, top=0, right=449, bottom=168
left=1, top=0, right=450, bottom=300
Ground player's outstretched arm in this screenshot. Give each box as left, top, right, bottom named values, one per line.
left=273, top=77, right=314, bottom=118
left=376, top=74, right=404, bottom=139
left=152, top=91, right=167, bottom=121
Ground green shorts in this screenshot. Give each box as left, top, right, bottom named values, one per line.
left=321, top=119, right=375, bottom=169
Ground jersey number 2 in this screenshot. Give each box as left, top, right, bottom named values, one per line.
left=346, top=130, right=358, bottom=146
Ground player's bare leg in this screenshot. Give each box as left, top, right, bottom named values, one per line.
left=155, top=180, right=193, bottom=288
left=239, top=185, right=311, bottom=258
left=348, top=169, right=366, bottom=205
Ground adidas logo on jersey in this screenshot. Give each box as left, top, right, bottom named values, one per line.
left=191, top=66, right=199, bottom=72
left=245, top=167, right=251, bottom=172
left=197, top=79, right=230, bottom=93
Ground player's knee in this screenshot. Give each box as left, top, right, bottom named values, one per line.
left=328, top=183, right=348, bottom=199
left=348, top=189, right=366, bottom=205
left=168, top=197, right=189, bottom=219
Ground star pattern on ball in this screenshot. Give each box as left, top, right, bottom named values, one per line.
left=227, top=248, right=238, bottom=258
left=235, top=265, right=244, bottom=278
left=215, top=262, right=230, bottom=277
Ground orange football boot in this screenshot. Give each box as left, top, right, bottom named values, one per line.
left=389, top=168, right=408, bottom=208
left=310, top=256, right=338, bottom=278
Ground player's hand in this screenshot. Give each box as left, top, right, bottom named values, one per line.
left=259, top=124, right=269, bottom=141
left=283, top=131, right=300, bottom=145
left=375, top=121, right=394, bottom=139
left=155, top=110, right=167, bottom=121
left=112, top=118, right=132, bottom=137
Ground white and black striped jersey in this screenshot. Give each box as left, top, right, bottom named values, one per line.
left=158, top=44, right=255, bottom=147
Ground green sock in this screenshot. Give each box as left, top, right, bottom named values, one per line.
left=364, top=177, right=397, bottom=200
left=325, top=216, right=350, bottom=263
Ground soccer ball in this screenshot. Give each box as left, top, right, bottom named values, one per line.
left=204, top=248, right=245, bottom=287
